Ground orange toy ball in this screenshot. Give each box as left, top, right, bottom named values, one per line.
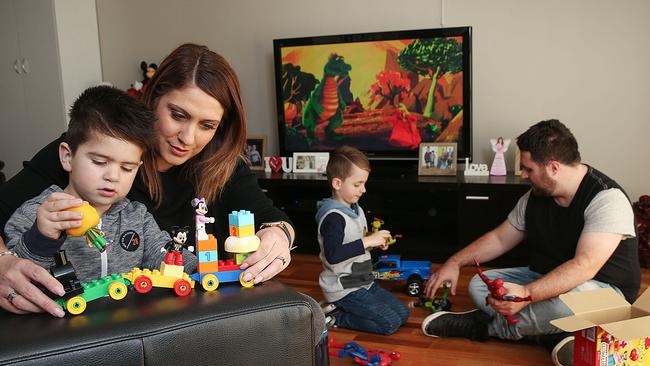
left=65, top=201, right=100, bottom=237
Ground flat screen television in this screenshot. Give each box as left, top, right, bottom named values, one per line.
left=273, top=26, right=472, bottom=162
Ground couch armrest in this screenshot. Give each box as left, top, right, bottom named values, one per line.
left=0, top=281, right=325, bottom=365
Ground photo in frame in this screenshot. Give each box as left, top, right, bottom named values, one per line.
left=245, top=136, right=266, bottom=171
left=292, top=152, right=329, bottom=173
left=418, top=142, right=458, bottom=176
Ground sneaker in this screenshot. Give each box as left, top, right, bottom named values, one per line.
left=551, top=335, right=574, bottom=366
left=324, top=314, right=337, bottom=329
left=421, top=309, right=491, bottom=341
left=320, top=302, right=337, bottom=315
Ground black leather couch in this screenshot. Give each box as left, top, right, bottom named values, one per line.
left=0, top=281, right=325, bottom=365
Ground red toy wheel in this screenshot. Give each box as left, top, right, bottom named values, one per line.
left=173, top=279, right=192, bottom=296
left=134, top=275, right=153, bottom=293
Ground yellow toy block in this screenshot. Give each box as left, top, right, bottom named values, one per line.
left=121, top=267, right=154, bottom=283
left=197, top=235, right=218, bottom=251
left=229, top=225, right=255, bottom=238
left=198, top=261, right=219, bottom=273
left=160, top=262, right=184, bottom=278
left=121, top=267, right=195, bottom=290
left=151, top=271, right=195, bottom=289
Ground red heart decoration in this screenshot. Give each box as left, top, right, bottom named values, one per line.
left=269, top=157, right=283, bottom=172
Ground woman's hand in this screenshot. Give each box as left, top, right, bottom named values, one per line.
left=0, top=254, right=65, bottom=317
left=240, top=224, right=293, bottom=284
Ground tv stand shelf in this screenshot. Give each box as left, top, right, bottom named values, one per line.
left=256, top=171, right=531, bottom=266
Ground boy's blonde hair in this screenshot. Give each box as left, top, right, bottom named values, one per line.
left=326, top=146, right=371, bottom=186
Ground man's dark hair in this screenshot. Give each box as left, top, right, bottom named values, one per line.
left=516, top=119, right=581, bottom=165
left=66, top=85, right=156, bottom=153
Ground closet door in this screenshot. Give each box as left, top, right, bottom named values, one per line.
left=0, top=0, right=29, bottom=178
left=0, top=0, right=66, bottom=179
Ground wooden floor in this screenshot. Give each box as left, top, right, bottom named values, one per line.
left=276, top=254, right=650, bottom=366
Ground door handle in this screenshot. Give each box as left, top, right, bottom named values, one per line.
left=465, top=196, right=490, bottom=200
left=21, top=58, right=29, bottom=74
left=13, top=59, right=21, bottom=74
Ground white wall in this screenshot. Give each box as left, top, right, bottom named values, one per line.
left=54, top=0, right=103, bottom=113
left=96, top=0, right=650, bottom=200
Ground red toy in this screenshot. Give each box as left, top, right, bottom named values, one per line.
left=474, top=259, right=532, bottom=325
left=328, top=336, right=400, bottom=366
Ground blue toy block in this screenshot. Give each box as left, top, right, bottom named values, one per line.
left=190, top=269, right=243, bottom=284
left=215, top=269, right=243, bottom=283
left=198, top=250, right=218, bottom=263
left=228, top=210, right=255, bottom=227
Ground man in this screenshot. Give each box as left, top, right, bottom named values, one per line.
left=422, top=119, right=639, bottom=366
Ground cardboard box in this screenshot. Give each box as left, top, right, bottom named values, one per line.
left=551, top=288, right=650, bottom=366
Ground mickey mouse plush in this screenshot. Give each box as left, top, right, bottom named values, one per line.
left=140, top=61, right=157, bottom=85
left=126, top=61, right=158, bottom=99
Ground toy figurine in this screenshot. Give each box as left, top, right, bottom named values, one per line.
left=370, top=217, right=402, bottom=247
left=191, top=197, right=215, bottom=240
left=328, top=336, right=401, bottom=366
left=65, top=201, right=108, bottom=252
left=163, top=226, right=193, bottom=266
left=412, top=282, right=452, bottom=313
left=490, top=137, right=511, bottom=176
left=474, top=259, right=531, bottom=324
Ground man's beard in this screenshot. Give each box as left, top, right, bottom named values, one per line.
left=530, top=171, right=555, bottom=197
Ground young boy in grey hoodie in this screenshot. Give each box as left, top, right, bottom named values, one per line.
left=316, top=146, right=409, bottom=335
left=5, top=86, right=197, bottom=286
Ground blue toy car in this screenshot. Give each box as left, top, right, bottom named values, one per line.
left=372, top=254, right=432, bottom=296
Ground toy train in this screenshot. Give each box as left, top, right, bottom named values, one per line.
left=51, top=208, right=260, bottom=315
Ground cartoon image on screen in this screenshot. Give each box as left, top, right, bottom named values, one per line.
left=275, top=27, right=471, bottom=161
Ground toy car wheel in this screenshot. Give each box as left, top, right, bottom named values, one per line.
left=201, top=274, right=219, bottom=292
left=406, top=277, right=423, bottom=297
left=66, top=296, right=87, bottom=315
left=133, top=275, right=153, bottom=294
left=174, top=279, right=192, bottom=296
left=239, top=272, right=254, bottom=288
left=108, top=281, right=128, bottom=300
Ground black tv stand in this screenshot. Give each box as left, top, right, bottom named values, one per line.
left=367, top=159, right=419, bottom=178
left=255, top=171, right=531, bottom=267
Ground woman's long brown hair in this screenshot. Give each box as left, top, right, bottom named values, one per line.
left=141, top=43, right=247, bottom=205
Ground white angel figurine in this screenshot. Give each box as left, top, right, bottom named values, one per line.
left=490, top=137, right=511, bottom=176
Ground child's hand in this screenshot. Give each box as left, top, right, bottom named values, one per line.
left=36, top=192, right=83, bottom=240
left=362, top=230, right=391, bottom=249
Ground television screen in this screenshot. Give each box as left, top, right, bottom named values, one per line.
left=273, top=26, right=472, bottom=161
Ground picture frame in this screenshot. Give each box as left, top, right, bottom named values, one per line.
left=245, top=136, right=266, bottom=171
left=418, top=142, right=458, bottom=176
left=514, top=145, right=521, bottom=176
left=292, top=152, right=329, bottom=174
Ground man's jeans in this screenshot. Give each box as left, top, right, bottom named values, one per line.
left=468, top=267, right=622, bottom=340
left=334, top=283, right=409, bottom=335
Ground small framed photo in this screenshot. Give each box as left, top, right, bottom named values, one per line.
left=245, top=136, right=266, bottom=171
left=293, top=152, right=329, bottom=174
left=418, top=142, right=458, bottom=176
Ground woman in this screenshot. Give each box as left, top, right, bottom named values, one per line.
left=0, top=44, right=294, bottom=317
